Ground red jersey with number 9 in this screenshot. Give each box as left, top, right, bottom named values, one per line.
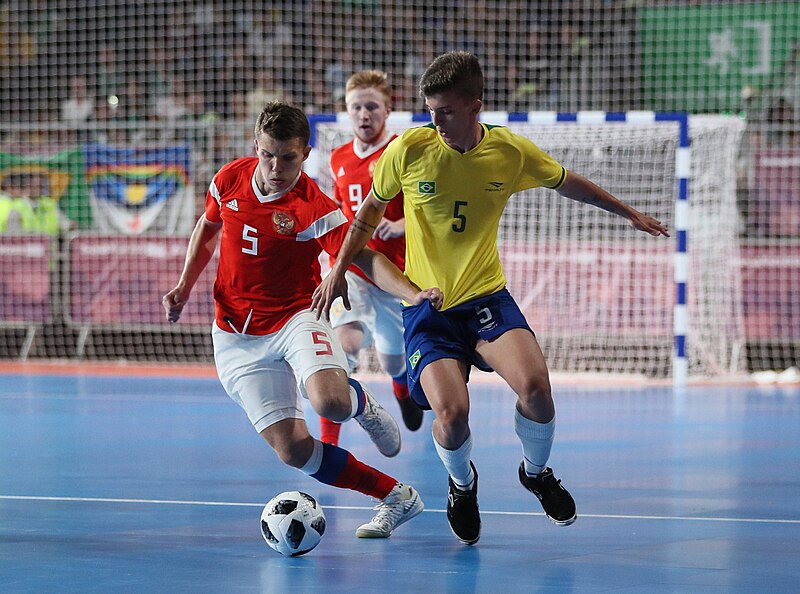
left=329, top=135, right=405, bottom=281
left=205, top=157, right=348, bottom=335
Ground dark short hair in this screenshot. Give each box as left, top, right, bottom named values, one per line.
left=254, top=102, right=310, bottom=146
left=419, top=51, right=484, bottom=101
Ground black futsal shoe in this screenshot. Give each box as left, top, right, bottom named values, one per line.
left=518, top=464, right=577, bottom=526
left=446, top=462, right=481, bottom=544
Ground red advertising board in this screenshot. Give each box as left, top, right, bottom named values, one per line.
left=751, top=148, right=800, bottom=237
left=59, top=236, right=800, bottom=342
left=500, top=240, right=674, bottom=337
left=68, top=235, right=217, bottom=326
left=0, top=235, right=51, bottom=323
left=740, top=244, right=800, bottom=340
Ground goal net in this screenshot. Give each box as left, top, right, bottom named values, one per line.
left=311, top=113, right=746, bottom=381
left=0, top=1, right=797, bottom=381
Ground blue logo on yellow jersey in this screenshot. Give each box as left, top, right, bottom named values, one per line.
left=418, top=181, right=436, bottom=194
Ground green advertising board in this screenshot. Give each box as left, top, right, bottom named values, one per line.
left=640, top=2, right=799, bottom=112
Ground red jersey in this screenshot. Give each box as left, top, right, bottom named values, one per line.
left=206, top=157, right=348, bottom=335
left=329, top=135, right=405, bottom=282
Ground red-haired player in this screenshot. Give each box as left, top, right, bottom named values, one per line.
left=320, top=70, right=423, bottom=447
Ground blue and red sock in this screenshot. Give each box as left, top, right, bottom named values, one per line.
left=348, top=377, right=367, bottom=417
left=307, top=440, right=395, bottom=499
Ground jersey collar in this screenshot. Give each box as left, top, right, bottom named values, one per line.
left=436, top=122, right=488, bottom=155
left=352, top=133, right=393, bottom=159
left=250, top=168, right=301, bottom=203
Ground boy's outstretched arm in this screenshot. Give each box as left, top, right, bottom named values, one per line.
left=557, top=170, right=670, bottom=237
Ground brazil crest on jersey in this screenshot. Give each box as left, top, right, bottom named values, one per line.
left=206, top=157, right=348, bottom=335
left=371, top=123, right=566, bottom=310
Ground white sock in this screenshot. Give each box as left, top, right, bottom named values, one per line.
left=299, top=438, right=324, bottom=475
left=515, top=408, right=555, bottom=477
left=434, top=432, right=475, bottom=491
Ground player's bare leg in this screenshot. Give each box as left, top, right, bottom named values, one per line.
left=260, top=417, right=422, bottom=538
left=306, top=368, right=401, bottom=457
left=421, top=358, right=481, bottom=544
left=477, top=330, right=576, bottom=525
left=320, top=322, right=365, bottom=446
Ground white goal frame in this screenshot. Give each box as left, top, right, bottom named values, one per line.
left=308, top=111, right=691, bottom=387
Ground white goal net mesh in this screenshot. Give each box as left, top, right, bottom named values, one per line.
left=0, top=1, right=797, bottom=381
left=313, top=115, right=746, bottom=380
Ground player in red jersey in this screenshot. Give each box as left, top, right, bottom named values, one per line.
left=163, top=102, right=441, bottom=538
left=320, top=71, right=423, bottom=447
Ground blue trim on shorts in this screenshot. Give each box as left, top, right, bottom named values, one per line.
left=401, top=288, right=532, bottom=409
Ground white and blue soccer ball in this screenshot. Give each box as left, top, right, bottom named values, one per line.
left=260, top=491, right=326, bottom=556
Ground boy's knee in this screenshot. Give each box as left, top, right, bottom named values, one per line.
left=435, top=403, right=469, bottom=430
left=519, top=375, right=551, bottom=400
left=269, top=434, right=314, bottom=468
left=305, top=368, right=352, bottom=421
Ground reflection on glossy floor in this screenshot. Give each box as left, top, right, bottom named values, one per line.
left=1, top=369, right=798, bottom=593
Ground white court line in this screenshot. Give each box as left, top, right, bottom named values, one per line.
left=2, top=495, right=798, bottom=525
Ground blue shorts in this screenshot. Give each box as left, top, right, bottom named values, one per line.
left=401, top=288, right=533, bottom=410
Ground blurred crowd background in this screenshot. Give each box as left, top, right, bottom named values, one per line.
left=0, top=2, right=795, bottom=131
left=1, top=1, right=797, bottom=227
left=0, top=0, right=798, bottom=375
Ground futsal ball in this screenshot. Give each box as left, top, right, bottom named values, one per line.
left=260, top=491, right=326, bottom=556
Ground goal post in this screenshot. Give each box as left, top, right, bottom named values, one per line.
left=308, top=111, right=747, bottom=386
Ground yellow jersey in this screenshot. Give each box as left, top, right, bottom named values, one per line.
left=372, top=123, right=566, bottom=310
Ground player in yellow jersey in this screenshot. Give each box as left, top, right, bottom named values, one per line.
left=313, top=51, right=669, bottom=545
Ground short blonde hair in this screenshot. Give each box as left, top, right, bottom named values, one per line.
left=345, top=70, right=392, bottom=108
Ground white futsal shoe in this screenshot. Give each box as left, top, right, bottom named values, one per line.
left=356, top=483, right=424, bottom=538
left=354, top=384, right=401, bottom=457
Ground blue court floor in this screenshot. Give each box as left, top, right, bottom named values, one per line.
left=0, top=369, right=798, bottom=593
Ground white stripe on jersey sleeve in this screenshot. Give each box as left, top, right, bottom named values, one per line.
left=209, top=178, right=221, bottom=208
left=296, top=209, right=348, bottom=242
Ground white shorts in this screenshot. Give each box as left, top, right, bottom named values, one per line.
left=329, top=270, right=405, bottom=356
left=212, top=310, right=349, bottom=433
